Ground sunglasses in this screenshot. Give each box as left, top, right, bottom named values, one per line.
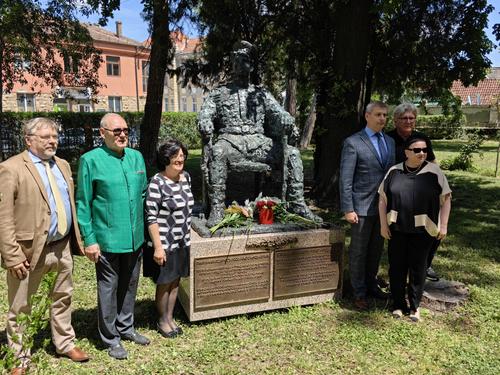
left=104, top=127, right=129, bottom=136
left=398, top=116, right=416, bottom=122
left=407, top=147, right=428, bottom=154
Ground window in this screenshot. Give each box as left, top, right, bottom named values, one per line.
left=181, top=97, right=187, bottom=112
left=192, top=97, right=197, bottom=112
left=142, top=60, right=149, bottom=92
left=63, top=53, right=79, bottom=73
left=14, top=55, right=31, bottom=70
left=79, top=104, right=92, bottom=112
left=17, top=94, right=35, bottom=112
left=106, top=56, right=120, bottom=76
left=164, top=97, right=169, bottom=112
left=170, top=98, right=175, bottom=111
left=108, top=96, right=122, bottom=112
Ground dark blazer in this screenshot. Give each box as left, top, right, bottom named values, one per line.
left=340, top=129, right=395, bottom=216
left=0, top=150, right=84, bottom=270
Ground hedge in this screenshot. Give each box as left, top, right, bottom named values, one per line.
left=0, top=112, right=200, bottom=161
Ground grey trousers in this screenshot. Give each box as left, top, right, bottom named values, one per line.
left=96, top=249, right=141, bottom=347
left=348, top=215, right=384, bottom=299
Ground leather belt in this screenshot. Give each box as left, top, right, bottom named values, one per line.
left=46, top=235, right=69, bottom=247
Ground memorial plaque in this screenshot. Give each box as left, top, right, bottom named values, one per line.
left=274, top=246, right=339, bottom=299
left=194, top=252, right=271, bottom=311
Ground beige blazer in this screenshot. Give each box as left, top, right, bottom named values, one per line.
left=0, top=150, right=84, bottom=270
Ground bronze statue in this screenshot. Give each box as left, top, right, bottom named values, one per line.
left=198, top=41, right=320, bottom=227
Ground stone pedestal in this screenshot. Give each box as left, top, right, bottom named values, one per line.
left=178, top=227, right=344, bottom=321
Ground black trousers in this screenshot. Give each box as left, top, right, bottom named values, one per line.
left=427, top=239, right=441, bottom=268
left=95, top=249, right=142, bottom=347
left=388, top=230, right=434, bottom=312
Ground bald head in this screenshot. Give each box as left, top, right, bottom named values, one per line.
left=99, top=113, right=129, bottom=154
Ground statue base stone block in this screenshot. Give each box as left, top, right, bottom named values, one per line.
left=178, top=227, right=345, bottom=321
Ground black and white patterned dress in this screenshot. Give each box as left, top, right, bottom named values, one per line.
left=144, top=171, right=194, bottom=284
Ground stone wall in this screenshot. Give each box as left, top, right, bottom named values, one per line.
left=2, top=92, right=53, bottom=112
left=2, top=93, right=17, bottom=111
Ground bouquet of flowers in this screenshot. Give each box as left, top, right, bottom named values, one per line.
left=209, top=200, right=253, bottom=234
left=208, top=194, right=322, bottom=234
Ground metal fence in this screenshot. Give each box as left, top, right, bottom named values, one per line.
left=0, top=121, right=140, bottom=162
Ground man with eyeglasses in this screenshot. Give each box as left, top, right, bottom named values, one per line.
left=76, top=113, right=150, bottom=360
left=387, top=103, right=436, bottom=165
left=387, top=103, right=441, bottom=282
left=0, top=118, right=89, bottom=374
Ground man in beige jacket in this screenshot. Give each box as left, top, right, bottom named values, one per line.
left=0, top=118, right=89, bottom=374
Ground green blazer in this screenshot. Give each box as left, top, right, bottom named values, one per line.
left=76, top=145, right=147, bottom=253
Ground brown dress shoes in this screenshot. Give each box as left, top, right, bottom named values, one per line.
left=60, top=346, right=90, bottom=362
left=10, top=367, right=26, bottom=375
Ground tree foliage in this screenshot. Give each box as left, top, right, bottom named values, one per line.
left=192, top=0, right=494, bottom=207
left=87, top=0, right=197, bottom=166
left=0, top=0, right=102, bottom=111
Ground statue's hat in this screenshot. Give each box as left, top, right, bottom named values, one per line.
left=232, top=41, right=254, bottom=58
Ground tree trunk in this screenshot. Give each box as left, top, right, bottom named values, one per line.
left=139, top=0, right=174, bottom=168
left=299, top=93, right=316, bottom=150
left=0, top=40, right=4, bottom=113
left=312, top=0, right=374, bottom=208
left=284, top=77, right=297, bottom=116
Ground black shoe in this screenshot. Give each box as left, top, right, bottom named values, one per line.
left=108, top=343, right=128, bottom=360
left=174, top=326, right=183, bottom=336
left=121, top=331, right=151, bottom=346
left=368, top=287, right=391, bottom=299
left=157, top=323, right=178, bottom=338
left=426, top=267, right=440, bottom=281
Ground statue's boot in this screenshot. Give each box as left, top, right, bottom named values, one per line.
left=287, top=182, right=323, bottom=224
left=206, top=184, right=226, bottom=228
left=288, top=201, right=323, bottom=223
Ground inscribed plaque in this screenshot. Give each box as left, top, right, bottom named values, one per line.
left=274, top=246, right=339, bottom=299
left=194, top=252, right=271, bottom=311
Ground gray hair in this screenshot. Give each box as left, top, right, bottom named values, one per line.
left=393, top=102, right=417, bottom=120
left=365, top=101, right=388, bottom=114
left=24, top=117, right=60, bottom=136
left=100, top=113, right=125, bottom=128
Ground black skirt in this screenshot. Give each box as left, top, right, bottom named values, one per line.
left=143, top=244, right=190, bottom=285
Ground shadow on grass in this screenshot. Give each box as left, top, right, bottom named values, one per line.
left=446, top=174, right=500, bottom=263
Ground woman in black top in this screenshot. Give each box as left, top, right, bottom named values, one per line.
left=378, top=137, right=451, bottom=322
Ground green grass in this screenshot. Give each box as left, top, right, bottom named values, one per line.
left=1, top=141, right=499, bottom=374
left=433, top=139, right=500, bottom=177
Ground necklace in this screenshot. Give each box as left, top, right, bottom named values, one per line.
left=404, top=162, right=424, bottom=175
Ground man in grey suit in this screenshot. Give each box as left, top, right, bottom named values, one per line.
left=340, top=101, right=395, bottom=310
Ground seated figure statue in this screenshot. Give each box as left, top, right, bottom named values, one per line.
left=198, top=41, right=320, bottom=227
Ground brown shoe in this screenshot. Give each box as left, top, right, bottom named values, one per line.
left=10, top=367, right=26, bottom=375
left=354, top=298, right=369, bottom=311
left=60, top=347, right=89, bottom=362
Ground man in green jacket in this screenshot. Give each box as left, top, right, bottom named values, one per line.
left=76, top=113, right=150, bottom=360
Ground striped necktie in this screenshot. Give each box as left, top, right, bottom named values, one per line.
left=43, top=161, right=68, bottom=236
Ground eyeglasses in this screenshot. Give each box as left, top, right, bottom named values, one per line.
left=398, top=116, right=416, bottom=122
left=407, top=147, right=428, bottom=154
left=170, top=154, right=187, bottom=165
left=29, top=134, right=58, bottom=142
left=103, top=127, right=129, bottom=136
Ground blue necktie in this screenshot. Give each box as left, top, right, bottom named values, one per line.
left=376, top=133, right=387, bottom=164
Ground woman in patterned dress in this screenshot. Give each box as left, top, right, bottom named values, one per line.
left=378, top=136, right=451, bottom=322
left=144, top=139, right=194, bottom=338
